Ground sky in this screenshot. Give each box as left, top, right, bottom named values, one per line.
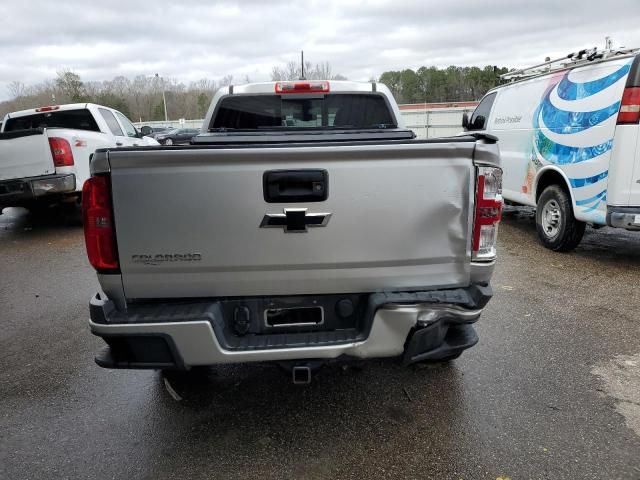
left=0, top=0, right=639, bottom=101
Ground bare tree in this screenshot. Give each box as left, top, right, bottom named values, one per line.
left=56, top=70, right=86, bottom=102
left=7, top=81, right=26, bottom=99
left=0, top=65, right=350, bottom=120
left=313, top=62, right=332, bottom=80
left=218, top=75, right=234, bottom=87
left=270, top=60, right=347, bottom=81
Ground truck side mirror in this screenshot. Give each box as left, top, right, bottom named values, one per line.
left=140, top=126, right=153, bottom=136
left=462, top=113, right=469, bottom=130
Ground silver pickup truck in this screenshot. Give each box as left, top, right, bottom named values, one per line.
left=84, top=80, right=502, bottom=383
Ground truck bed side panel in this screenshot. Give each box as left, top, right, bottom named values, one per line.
left=108, top=142, right=475, bottom=299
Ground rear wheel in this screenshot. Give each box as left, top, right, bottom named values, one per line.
left=536, top=185, right=585, bottom=251
left=164, top=138, right=173, bottom=145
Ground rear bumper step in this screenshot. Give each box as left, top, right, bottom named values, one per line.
left=89, top=285, right=491, bottom=369
left=607, top=206, right=640, bottom=230
left=0, top=173, right=75, bottom=206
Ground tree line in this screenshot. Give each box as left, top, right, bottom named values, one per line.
left=0, top=61, right=347, bottom=122
left=1, top=71, right=228, bottom=122
left=1, top=63, right=509, bottom=121
left=379, top=65, right=510, bottom=104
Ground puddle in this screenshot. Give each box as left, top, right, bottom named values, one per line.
left=592, top=353, right=640, bottom=436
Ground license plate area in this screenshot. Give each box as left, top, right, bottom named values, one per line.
left=264, top=306, right=324, bottom=327
left=217, top=293, right=368, bottom=346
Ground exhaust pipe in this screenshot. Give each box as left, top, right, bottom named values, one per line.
left=292, top=365, right=312, bottom=385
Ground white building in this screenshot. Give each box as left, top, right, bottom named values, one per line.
left=399, top=101, right=478, bottom=139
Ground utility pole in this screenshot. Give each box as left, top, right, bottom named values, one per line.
left=155, top=73, right=168, bottom=122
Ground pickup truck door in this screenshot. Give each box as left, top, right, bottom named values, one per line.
left=97, top=108, right=129, bottom=147
left=96, top=108, right=139, bottom=147
left=113, top=111, right=144, bottom=147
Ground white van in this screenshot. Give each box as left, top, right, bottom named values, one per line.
left=465, top=47, right=640, bottom=250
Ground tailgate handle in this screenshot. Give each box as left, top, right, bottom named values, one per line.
left=263, top=169, right=328, bottom=203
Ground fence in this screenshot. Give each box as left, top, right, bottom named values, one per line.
left=134, top=119, right=203, bottom=130
left=399, top=102, right=478, bottom=139
left=134, top=102, right=478, bottom=139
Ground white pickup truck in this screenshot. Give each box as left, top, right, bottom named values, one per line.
left=84, top=80, right=502, bottom=383
left=0, top=103, right=158, bottom=212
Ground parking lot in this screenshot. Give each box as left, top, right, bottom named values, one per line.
left=1, top=205, right=639, bottom=479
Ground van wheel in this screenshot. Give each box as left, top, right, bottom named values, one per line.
left=536, top=185, right=585, bottom=251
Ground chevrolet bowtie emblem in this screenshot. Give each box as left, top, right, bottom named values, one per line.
left=260, top=208, right=332, bottom=233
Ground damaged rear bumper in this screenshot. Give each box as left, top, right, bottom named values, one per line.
left=89, top=285, right=491, bottom=369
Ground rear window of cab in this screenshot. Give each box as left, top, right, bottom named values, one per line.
left=211, top=94, right=395, bottom=130
left=4, top=109, right=100, bottom=132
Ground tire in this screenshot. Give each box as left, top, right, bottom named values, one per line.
left=536, top=185, right=585, bottom=251
left=164, top=138, right=173, bottom=146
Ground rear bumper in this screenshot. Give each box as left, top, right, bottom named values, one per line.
left=0, top=174, right=76, bottom=207
left=89, top=285, right=492, bottom=369
left=607, top=206, right=640, bottom=230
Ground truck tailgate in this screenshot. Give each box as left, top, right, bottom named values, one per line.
left=107, top=142, right=475, bottom=299
left=0, top=130, right=55, bottom=181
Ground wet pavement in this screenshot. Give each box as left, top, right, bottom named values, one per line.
left=1, top=205, right=639, bottom=479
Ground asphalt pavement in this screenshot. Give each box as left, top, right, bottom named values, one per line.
left=1, top=205, right=639, bottom=480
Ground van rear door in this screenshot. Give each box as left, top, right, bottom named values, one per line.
left=609, top=55, right=640, bottom=206
left=629, top=134, right=640, bottom=205
left=619, top=55, right=640, bottom=206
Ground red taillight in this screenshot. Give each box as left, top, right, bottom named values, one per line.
left=82, top=176, right=119, bottom=272
left=472, top=166, right=503, bottom=261
left=618, top=87, right=640, bottom=124
left=275, top=81, right=330, bottom=94
left=36, top=105, right=60, bottom=112
left=48, top=137, right=74, bottom=167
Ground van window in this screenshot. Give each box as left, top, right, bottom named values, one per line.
left=468, top=93, right=496, bottom=131
left=3, top=109, right=100, bottom=132
left=99, top=108, right=124, bottom=136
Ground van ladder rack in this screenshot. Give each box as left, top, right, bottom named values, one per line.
left=501, top=46, right=640, bottom=82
